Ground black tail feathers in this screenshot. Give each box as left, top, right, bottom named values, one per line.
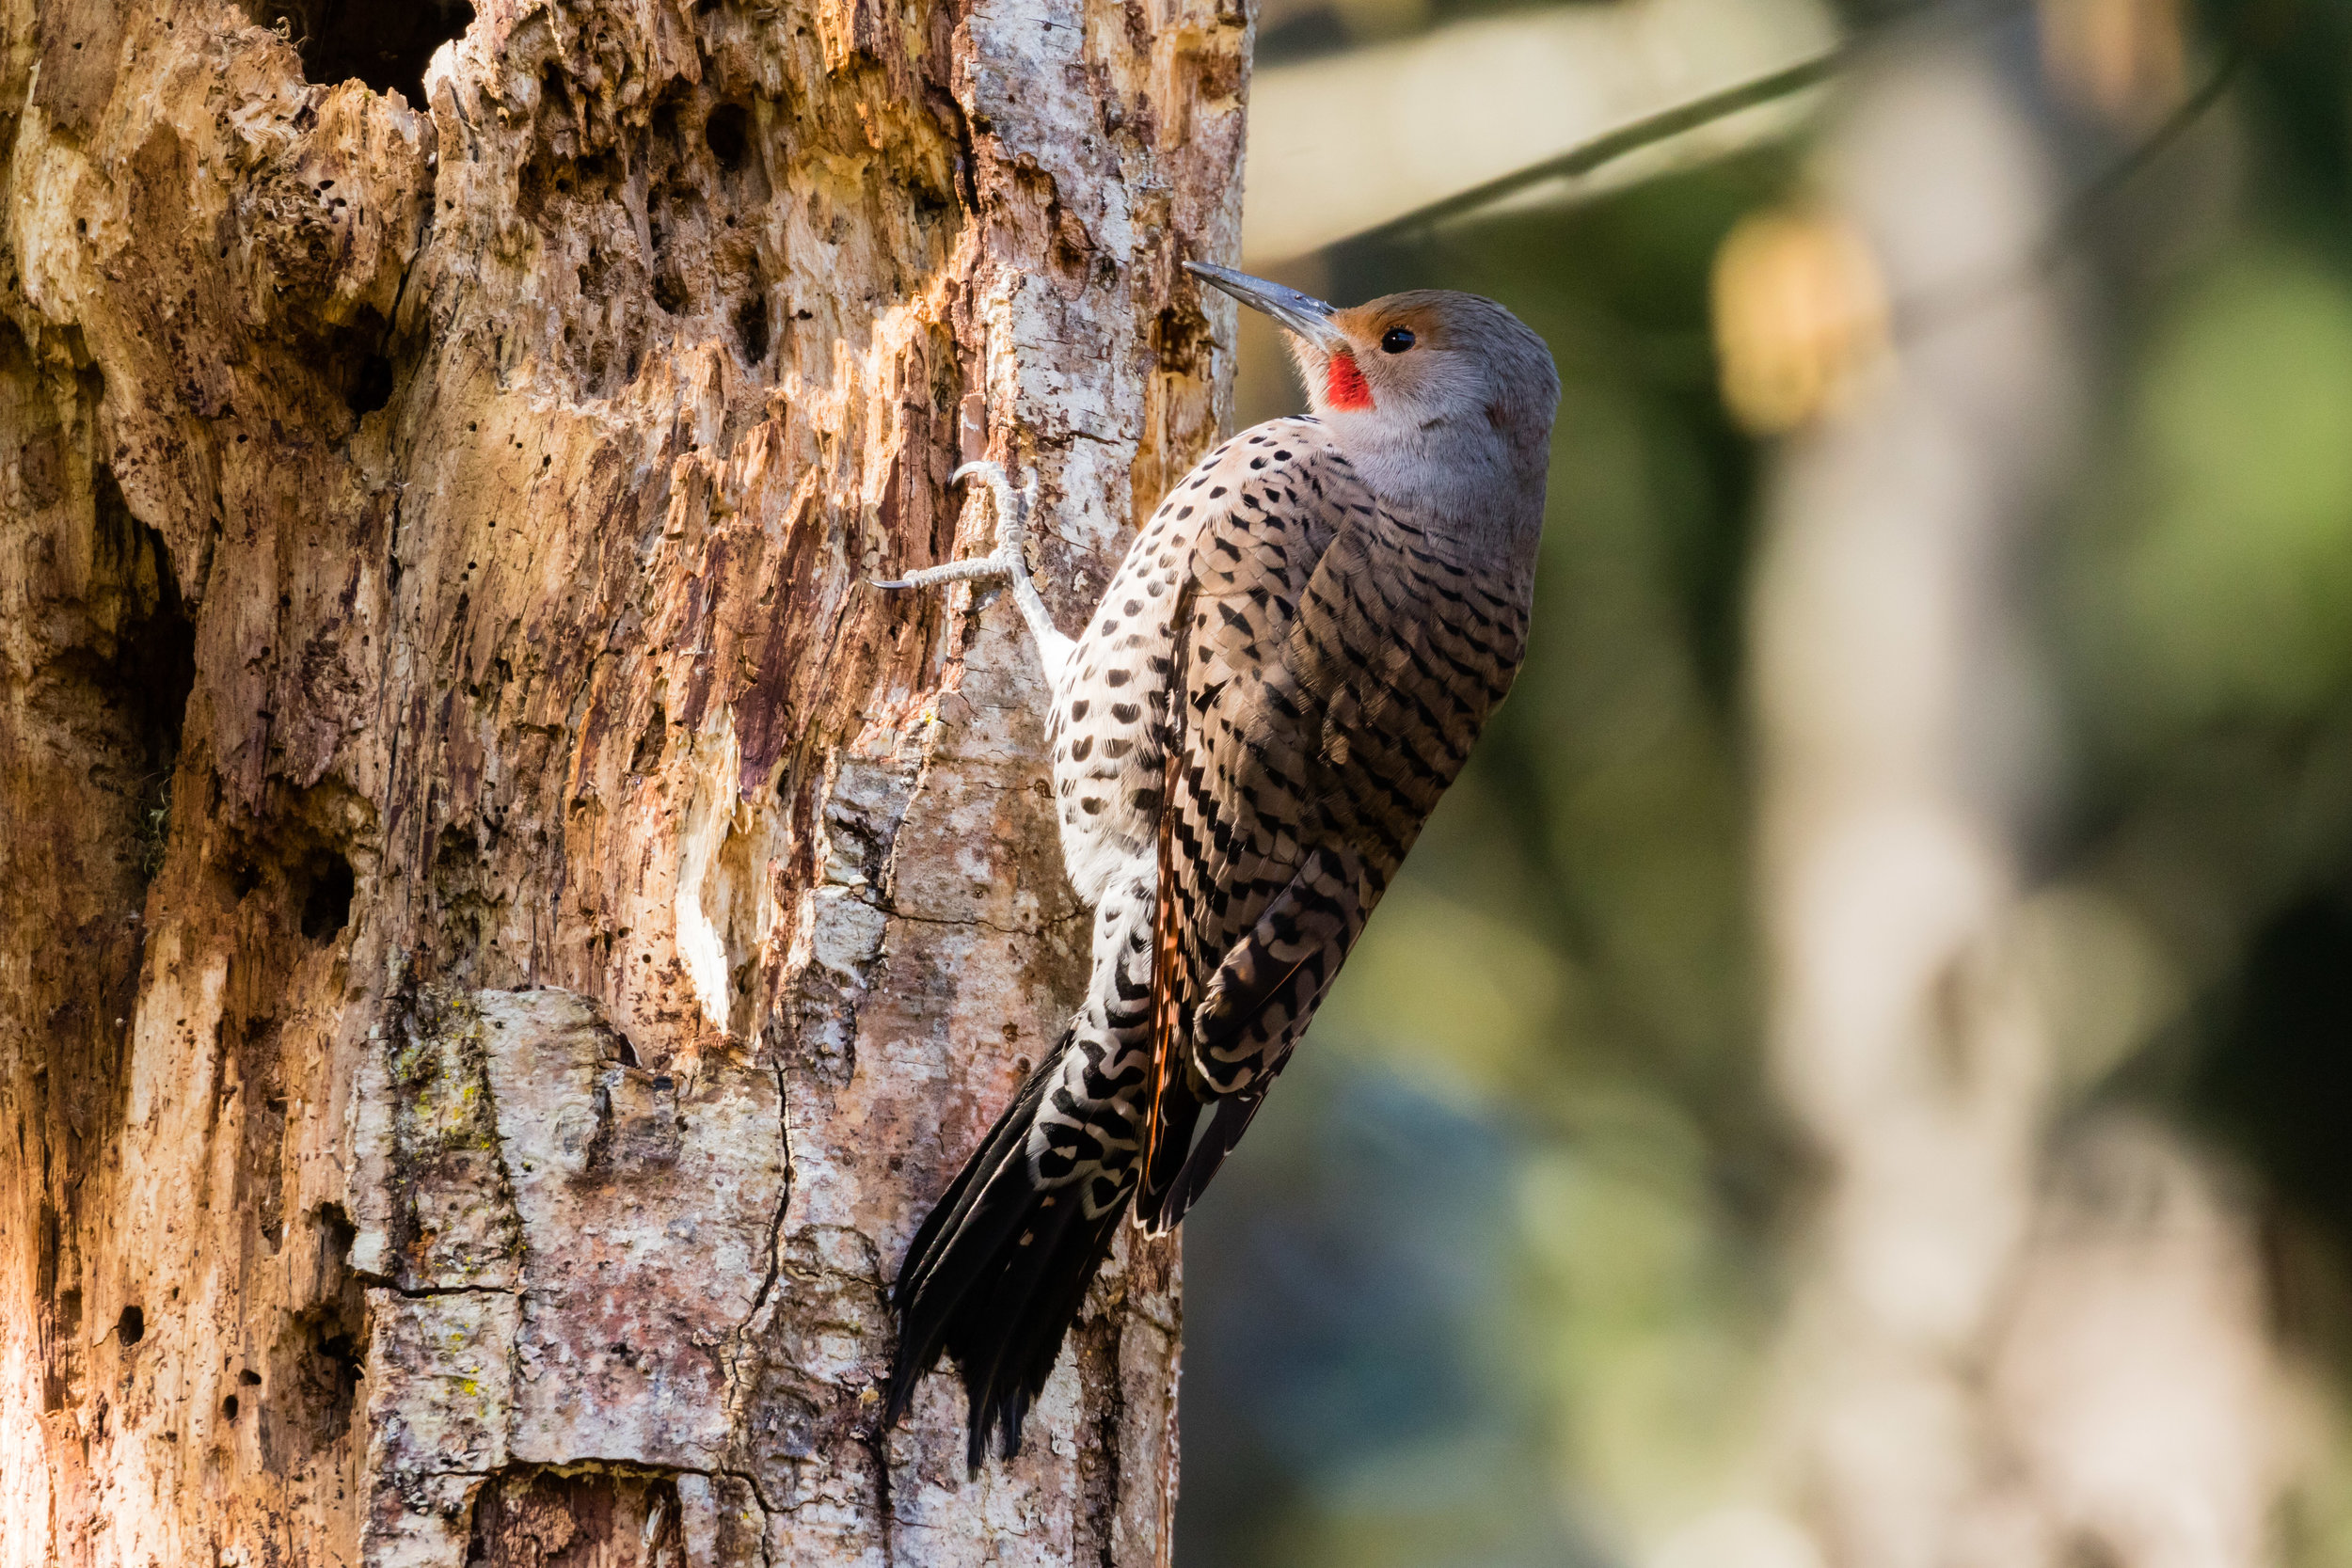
left=1139, top=1087, right=1263, bottom=1236
left=885, top=1049, right=1126, bottom=1471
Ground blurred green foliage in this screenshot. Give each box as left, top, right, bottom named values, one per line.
left=2086, top=247, right=2352, bottom=732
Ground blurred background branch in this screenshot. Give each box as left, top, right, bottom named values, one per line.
left=1345, top=45, right=1852, bottom=249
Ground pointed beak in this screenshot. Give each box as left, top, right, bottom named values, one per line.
left=1184, top=261, right=1349, bottom=354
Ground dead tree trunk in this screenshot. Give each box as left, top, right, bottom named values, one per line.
left=0, top=0, right=1246, bottom=1560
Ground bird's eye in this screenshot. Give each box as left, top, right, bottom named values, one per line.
left=1380, top=326, right=1416, bottom=355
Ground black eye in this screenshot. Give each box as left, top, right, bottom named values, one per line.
left=1380, top=326, right=1416, bottom=355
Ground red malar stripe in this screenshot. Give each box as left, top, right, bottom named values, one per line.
left=1326, top=352, right=1374, bottom=411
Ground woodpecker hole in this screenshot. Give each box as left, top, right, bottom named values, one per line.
left=538, top=61, right=572, bottom=121
left=243, top=0, right=475, bottom=103
left=89, top=464, right=196, bottom=883
left=298, top=850, right=357, bottom=942
left=734, top=290, right=770, bottom=363
left=222, top=1394, right=240, bottom=1420
left=116, top=1305, right=145, bottom=1346
left=345, top=354, right=395, bottom=416
left=705, top=103, right=751, bottom=171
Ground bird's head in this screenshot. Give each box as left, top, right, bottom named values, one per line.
left=1185, top=262, right=1560, bottom=543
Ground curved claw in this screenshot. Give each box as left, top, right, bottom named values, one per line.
left=950, top=460, right=1007, bottom=487
left=869, top=578, right=914, bottom=591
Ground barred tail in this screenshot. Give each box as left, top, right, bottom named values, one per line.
left=885, top=1044, right=1128, bottom=1471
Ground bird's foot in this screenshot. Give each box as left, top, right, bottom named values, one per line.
left=873, top=462, right=1073, bottom=679
left=870, top=462, right=1034, bottom=592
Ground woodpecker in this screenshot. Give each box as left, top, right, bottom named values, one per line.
left=875, top=262, right=1560, bottom=1469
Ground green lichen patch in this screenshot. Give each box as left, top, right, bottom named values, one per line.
left=385, top=985, right=525, bottom=1288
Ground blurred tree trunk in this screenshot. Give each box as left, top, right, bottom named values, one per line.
left=1747, top=30, right=2287, bottom=1568
left=0, top=0, right=1245, bottom=1561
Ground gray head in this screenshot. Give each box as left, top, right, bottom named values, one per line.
left=1187, top=262, right=1561, bottom=559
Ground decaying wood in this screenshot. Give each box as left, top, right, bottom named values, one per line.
left=0, top=0, right=1248, bottom=1560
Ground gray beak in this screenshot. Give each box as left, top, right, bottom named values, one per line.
left=1185, top=261, right=1349, bottom=354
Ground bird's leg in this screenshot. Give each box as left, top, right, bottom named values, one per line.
left=873, top=462, right=1074, bottom=685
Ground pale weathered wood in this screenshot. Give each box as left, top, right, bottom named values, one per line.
left=0, top=0, right=1246, bottom=1560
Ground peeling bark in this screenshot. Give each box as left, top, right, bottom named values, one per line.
left=0, top=0, right=1244, bottom=1560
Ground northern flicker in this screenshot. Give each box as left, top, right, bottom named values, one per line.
left=876, top=262, right=1560, bottom=1468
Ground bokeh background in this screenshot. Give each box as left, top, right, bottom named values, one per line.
left=1175, top=1, right=2352, bottom=1564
